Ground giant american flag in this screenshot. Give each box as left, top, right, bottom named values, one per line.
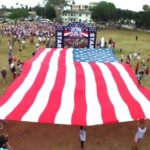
left=0, top=48, right=150, bottom=126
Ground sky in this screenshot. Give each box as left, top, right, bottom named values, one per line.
left=0, top=0, right=150, bottom=12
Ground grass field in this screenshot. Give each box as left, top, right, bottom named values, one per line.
left=99, top=29, right=150, bottom=89
left=0, top=28, right=149, bottom=97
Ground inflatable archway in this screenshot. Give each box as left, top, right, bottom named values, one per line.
left=55, top=22, right=97, bottom=48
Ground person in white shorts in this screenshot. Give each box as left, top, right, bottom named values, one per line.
left=132, top=119, right=147, bottom=150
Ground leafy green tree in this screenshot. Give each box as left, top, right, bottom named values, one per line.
left=9, top=8, right=28, bottom=20
left=91, top=1, right=117, bottom=22
left=116, top=9, right=135, bottom=21
left=45, top=0, right=68, bottom=8
left=45, top=0, right=68, bottom=22
left=44, top=5, right=56, bottom=20
left=135, top=11, right=150, bottom=29
left=33, top=5, right=44, bottom=17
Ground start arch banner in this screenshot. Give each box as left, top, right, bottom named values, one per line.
left=55, top=22, right=97, bottom=48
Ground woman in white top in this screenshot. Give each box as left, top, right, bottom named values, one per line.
left=79, top=126, right=86, bottom=150
left=132, top=119, right=147, bottom=150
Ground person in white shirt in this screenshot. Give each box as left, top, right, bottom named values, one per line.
left=132, top=119, right=147, bottom=150
left=79, top=126, right=86, bottom=150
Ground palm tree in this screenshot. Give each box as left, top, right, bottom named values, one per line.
left=1, top=5, right=6, bottom=15
left=25, top=5, right=28, bottom=10
left=143, top=4, right=150, bottom=11
left=20, top=4, right=24, bottom=9
left=10, top=6, right=14, bottom=11
left=72, top=0, right=75, bottom=4
left=16, top=2, right=19, bottom=7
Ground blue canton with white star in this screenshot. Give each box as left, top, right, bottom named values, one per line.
left=73, top=48, right=118, bottom=63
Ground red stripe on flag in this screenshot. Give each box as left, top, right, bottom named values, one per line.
left=6, top=48, right=56, bottom=121
left=27, top=48, right=46, bottom=64
left=71, top=62, right=87, bottom=126
left=0, top=48, right=45, bottom=106
left=90, top=63, right=118, bottom=124
left=39, top=48, right=67, bottom=123
left=107, top=63, right=145, bottom=120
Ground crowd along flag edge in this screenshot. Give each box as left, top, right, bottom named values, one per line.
left=0, top=48, right=150, bottom=126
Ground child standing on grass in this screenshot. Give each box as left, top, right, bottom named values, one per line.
left=132, top=119, right=147, bottom=150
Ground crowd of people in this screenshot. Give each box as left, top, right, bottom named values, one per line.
left=96, top=37, right=116, bottom=49
left=0, top=22, right=149, bottom=85
left=64, top=38, right=88, bottom=48
left=0, top=21, right=56, bottom=82
left=119, top=50, right=150, bottom=85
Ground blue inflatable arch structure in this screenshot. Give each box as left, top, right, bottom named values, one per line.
left=55, top=22, right=97, bottom=48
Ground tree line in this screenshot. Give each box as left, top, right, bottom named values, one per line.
left=0, top=0, right=150, bottom=29
left=91, top=1, right=150, bottom=29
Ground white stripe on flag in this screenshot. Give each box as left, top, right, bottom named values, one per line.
left=64, top=32, right=71, bottom=36
left=81, top=62, right=103, bottom=126
left=97, top=63, right=133, bottom=122
left=112, top=63, right=150, bottom=118
left=81, top=33, right=88, bottom=37
left=22, top=48, right=63, bottom=122
left=0, top=48, right=51, bottom=119
left=55, top=48, right=76, bottom=125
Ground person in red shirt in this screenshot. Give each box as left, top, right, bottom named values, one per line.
left=147, top=54, right=150, bottom=62
left=145, top=67, right=149, bottom=75
left=144, top=67, right=149, bottom=80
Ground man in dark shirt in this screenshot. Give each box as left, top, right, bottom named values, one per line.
left=1, top=67, right=7, bottom=83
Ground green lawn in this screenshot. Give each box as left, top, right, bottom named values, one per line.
left=0, top=36, right=40, bottom=96
left=0, top=29, right=150, bottom=96
left=99, top=29, right=150, bottom=89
